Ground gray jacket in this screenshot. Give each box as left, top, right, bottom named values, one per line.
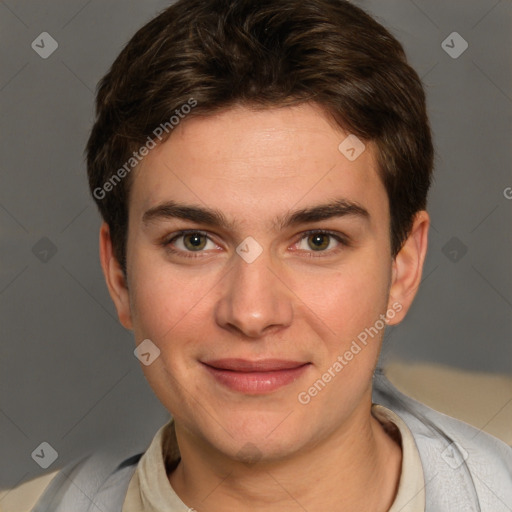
left=32, top=372, right=512, bottom=512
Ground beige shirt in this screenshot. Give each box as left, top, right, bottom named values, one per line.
left=122, top=404, right=425, bottom=512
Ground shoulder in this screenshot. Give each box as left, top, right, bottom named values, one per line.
left=373, top=369, right=512, bottom=511
left=0, top=470, right=59, bottom=512
left=28, top=449, right=143, bottom=512
left=18, top=420, right=172, bottom=512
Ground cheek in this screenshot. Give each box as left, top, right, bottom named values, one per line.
left=295, top=255, right=391, bottom=339
left=127, top=259, right=211, bottom=410
left=127, top=248, right=205, bottom=341
left=292, top=260, right=391, bottom=422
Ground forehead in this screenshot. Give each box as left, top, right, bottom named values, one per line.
left=129, top=103, right=388, bottom=228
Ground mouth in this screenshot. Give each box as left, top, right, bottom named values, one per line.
left=201, top=358, right=311, bottom=394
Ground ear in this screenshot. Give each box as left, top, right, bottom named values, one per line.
left=99, top=222, right=133, bottom=330
left=386, top=211, right=429, bottom=325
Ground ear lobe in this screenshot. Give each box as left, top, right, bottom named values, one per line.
left=386, top=211, right=430, bottom=325
left=99, top=222, right=133, bottom=330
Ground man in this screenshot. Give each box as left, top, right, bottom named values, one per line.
left=32, top=0, right=512, bottom=510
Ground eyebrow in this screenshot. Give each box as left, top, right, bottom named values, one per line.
left=142, top=198, right=369, bottom=231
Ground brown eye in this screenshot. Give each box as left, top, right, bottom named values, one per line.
left=294, top=230, right=348, bottom=256
left=163, top=230, right=221, bottom=259
left=307, top=233, right=330, bottom=251
left=182, top=233, right=208, bottom=251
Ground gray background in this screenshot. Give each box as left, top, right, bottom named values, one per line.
left=1, top=0, right=511, bottom=490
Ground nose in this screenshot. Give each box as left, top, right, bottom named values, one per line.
left=214, top=249, right=294, bottom=338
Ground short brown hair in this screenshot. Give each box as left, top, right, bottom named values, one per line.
left=86, top=0, right=434, bottom=273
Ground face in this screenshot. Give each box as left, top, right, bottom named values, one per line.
left=103, top=103, right=422, bottom=462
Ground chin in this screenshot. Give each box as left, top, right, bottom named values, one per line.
left=200, top=409, right=311, bottom=463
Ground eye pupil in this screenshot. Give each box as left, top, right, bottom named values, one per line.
left=308, top=234, right=329, bottom=250
left=184, top=233, right=206, bottom=250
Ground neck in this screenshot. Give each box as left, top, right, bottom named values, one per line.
left=168, top=401, right=402, bottom=512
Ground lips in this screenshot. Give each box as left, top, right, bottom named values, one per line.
left=201, top=358, right=311, bottom=394
left=203, top=358, right=307, bottom=372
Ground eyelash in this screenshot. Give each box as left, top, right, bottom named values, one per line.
left=297, top=229, right=350, bottom=257
left=162, top=229, right=350, bottom=259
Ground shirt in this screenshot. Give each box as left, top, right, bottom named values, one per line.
left=31, top=372, right=512, bottom=511
left=122, top=404, right=425, bottom=511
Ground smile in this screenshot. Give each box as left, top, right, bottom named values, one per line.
left=201, top=359, right=311, bottom=394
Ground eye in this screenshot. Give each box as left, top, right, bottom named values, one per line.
left=294, top=230, right=347, bottom=255
left=164, top=230, right=218, bottom=256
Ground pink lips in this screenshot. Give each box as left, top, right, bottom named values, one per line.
left=201, top=358, right=310, bottom=394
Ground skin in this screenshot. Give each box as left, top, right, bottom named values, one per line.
left=100, top=102, right=429, bottom=511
